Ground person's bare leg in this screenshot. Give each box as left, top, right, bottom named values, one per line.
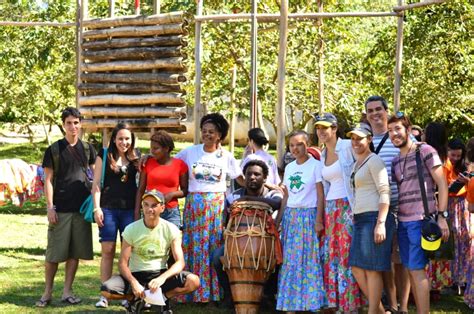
left=100, top=242, right=116, bottom=283
left=394, top=263, right=410, bottom=312
left=40, top=261, right=58, bottom=300
left=382, top=265, right=397, bottom=311
left=63, top=258, right=79, bottom=298
left=408, top=269, right=429, bottom=314
left=367, top=270, right=385, bottom=314
left=165, top=274, right=200, bottom=298
left=352, top=266, right=369, bottom=298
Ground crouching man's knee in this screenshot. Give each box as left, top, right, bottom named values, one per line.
left=100, top=275, right=134, bottom=301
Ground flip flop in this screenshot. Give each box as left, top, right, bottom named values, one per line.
left=61, top=295, right=81, bottom=305
left=35, top=298, right=51, bottom=307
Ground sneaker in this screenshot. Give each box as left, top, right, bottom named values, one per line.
left=95, top=296, right=108, bottom=308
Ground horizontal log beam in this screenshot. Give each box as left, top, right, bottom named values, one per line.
left=81, top=118, right=183, bottom=129
left=82, top=36, right=186, bottom=50
left=0, top=21, right=75, bottom=27
left=393, top=0, right=446, bottom=12
left=80, top=72, right=186, bottom=84
left=82, top=47, right=184, bottom=62
left=194, top=12, right=399, bottom=23
left=80, top=106, right=186, bottom=118
left=81, top=57, right=185, bottom=72
left=82, top=24, right=187, bottom=40
left=78, top=83, right=184, bottom=93
left=79, top=93, right=184, bottom=106
left=83, top=12, right=185, bottom=29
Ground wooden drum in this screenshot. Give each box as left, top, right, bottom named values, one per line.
left=222, top=200, right=277, bottom=314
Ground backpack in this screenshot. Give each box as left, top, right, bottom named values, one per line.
left=50, top=139, right=92, bottom=189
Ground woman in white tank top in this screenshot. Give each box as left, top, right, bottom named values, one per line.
left=315, top=113, right=362, bottom=313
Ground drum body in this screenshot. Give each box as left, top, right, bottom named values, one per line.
left=222, top=201, right=277, bottom=314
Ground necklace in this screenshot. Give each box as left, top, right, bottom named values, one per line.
left=399, top=142, right=414, bottom=183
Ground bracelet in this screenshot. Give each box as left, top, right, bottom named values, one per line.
left=93, top=207, right=101, bottom=213
left=377, top=220, right=386, bottom=224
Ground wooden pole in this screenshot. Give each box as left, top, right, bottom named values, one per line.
left=229, top=65, right=237, bottom=154
left=108, top=0, right=115, bottom=18
left=194, top=12, right=399, bottom=23
left=394, top=0, right=445, bottom=12
left=0, top=21, right=74, bottom=27
left=153, top=0, right=161, bottom=14
left=276, top=0, right=288, bottom=169
left=317, top=0, right=325, bottom=114
left=393, top=0, right=404, bottom=112
left=76, top=0, right=83, bottom=110
left=250, top=0, right=258, bottom=129
left=193, top=0, right=204, bottom=144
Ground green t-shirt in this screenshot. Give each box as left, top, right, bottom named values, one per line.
left=122, top=219, right=181, bottom=272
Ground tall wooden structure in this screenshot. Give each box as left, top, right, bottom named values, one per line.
left=77, top=6, right=189, bottom=134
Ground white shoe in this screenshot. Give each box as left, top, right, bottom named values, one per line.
left=95, top=296, right=108, bottom=308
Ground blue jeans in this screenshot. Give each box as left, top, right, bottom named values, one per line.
left=99, top=208, right=134, bottom=242
left=160, top=206, right=181, bottom=228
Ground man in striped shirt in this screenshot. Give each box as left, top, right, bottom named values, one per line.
left=365, top=95, right=409, bottom=313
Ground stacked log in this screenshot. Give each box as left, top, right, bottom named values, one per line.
left=79, top=12, right=188, bottom=132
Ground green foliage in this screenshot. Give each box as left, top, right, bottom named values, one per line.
left=0, top=0, right=472, bottom=141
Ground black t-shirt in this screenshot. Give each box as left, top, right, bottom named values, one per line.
left=98, top=148, right=138, bottom=210
left=42, top=138, right=96, bottom=212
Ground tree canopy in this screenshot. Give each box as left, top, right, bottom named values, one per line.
left=0, top=0, right=472, bottom=141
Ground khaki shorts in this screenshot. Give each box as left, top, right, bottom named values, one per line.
left=46, top=212, right=93, bottom=263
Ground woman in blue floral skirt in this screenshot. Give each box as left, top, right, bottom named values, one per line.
left=275, top=130, right=326, bottom=312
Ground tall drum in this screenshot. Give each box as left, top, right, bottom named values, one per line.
left=222, top=200, right=277, bottom=314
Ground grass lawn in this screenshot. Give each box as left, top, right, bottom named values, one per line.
left=0, top=142, right=471, bottom=313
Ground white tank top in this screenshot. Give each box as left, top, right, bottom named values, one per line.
left=321, top=159, right=347, bottom=201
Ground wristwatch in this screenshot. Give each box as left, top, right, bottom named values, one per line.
left=438, top=211, right=449, bottom=219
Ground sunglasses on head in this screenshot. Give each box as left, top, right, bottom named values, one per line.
left=395, top=111, right=405, bottom=118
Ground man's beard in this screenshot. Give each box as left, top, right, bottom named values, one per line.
left=393, top=135, right=408, bottom=148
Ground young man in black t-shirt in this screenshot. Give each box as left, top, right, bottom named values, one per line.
left=36, top=107, right=96, bottom=307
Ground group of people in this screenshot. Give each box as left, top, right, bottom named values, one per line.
left=34, top=98, right=474, bottom=313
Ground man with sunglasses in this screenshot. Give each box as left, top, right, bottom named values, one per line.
left=365, top=95, right=410, bottom=313
left=388, top=113, right=449, bottom=314
left=100, top=189, right=200, bottom=312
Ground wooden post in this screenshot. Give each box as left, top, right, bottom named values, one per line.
left=249, top=0, right=258, bottom=129
left=317, top=0, right=325, bottom=114
left=229, top=65, right=237, bottom=154
left=276, top=0, right=288, bottom=169
left=393, top=0, right=404, bottom=112
left=153, top=0, right=161, bottom=14
left=193, top=0, right=204, bottom=144
left=109, top=0, right=115, bottom=18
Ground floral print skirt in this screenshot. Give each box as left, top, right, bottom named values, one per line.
left=448, top=196, right=471, bottom=285
left=179, top=192, right=225, bottom=303
left=322, top=198, right=362, bottom=312
left=277, top=206, right=326, bottom=311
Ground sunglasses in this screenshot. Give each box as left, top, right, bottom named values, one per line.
left=395, top=111, right=405, bottom=118
left=120, top=165, right=128, bottom=183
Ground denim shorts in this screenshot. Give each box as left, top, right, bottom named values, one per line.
left=99, top=208, right=134, bottom=242
left=160, top=206, right=181, bottom=228
left=349, top=211, right=395, bottom=271
left=397, top=220, right=428, bottom=270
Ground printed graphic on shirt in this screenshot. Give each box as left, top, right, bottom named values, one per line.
left=137, top=238, right=165, bottom=260
left=288, top=172, right=305, bottom=193
left=192, top=161, right=223, bottom=183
